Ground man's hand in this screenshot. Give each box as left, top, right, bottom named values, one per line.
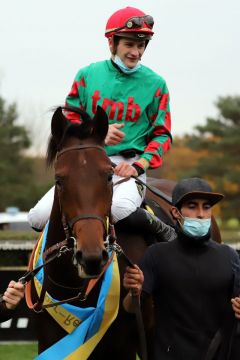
left=123, top=265, right=144, bottom=297
left=114, top=161, right=138, bottom=177
left=123, top=265, right=144, bottom=313
left=231, top=297, right=240, bottom=319
left=3, top=281, right=25, bottom=310
left=105, top=123, right=125, bottom=145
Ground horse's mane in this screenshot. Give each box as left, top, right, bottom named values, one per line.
left=46, top=106, right=93, bottom=167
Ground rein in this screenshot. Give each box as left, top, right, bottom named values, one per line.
left=135, top=177, right=172, bottom=204
left=106, top=225, right=148, bottom=360
left=111, top=162, right=172, bottom=204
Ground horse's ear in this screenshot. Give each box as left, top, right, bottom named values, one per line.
left=51, top=107, right=68, bottom=143
left=92, top=106, right=109, bottom=143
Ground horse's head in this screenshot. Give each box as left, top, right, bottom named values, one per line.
left=47, top=106, right=113, bottom=278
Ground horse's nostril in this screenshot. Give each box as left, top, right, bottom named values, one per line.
left=75, top=249, right=108, bottom=266
left=75, top=249, right=109, bottom=277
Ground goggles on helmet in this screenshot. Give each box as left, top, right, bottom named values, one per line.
left=106, top=15, right=154, bottom=35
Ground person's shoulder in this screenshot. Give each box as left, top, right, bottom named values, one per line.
left=140, top=242, right=173, bottom=269
left=140, top=64, right=167, bottom=84
left=87, top=60, right=109, bottom=70
left=74, top=60, right=109, bottom=77
left=145, top=241, right=172, bottom=255
left=209, top=240, right=239, bottom=260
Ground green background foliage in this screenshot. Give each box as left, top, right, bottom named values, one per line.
left=0, top=97, right=53, bottom=211
left=185, top=96, right=240, bottom=219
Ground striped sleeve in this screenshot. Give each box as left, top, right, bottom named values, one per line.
left=134, top=81, right=172, bottom=170
left=64, top=70, right=87, bottom=123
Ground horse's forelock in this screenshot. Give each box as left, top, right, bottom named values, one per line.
left=65, top=121, right=93, bottom=139
left=46, top=120, right=93, bottom=167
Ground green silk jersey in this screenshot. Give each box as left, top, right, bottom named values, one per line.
left=65, top=60, right=172, bottom=170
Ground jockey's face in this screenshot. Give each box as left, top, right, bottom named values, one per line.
left=109, top=37, right=146, bottom=68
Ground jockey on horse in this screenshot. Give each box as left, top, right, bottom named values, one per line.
left=28, top=6, right=174, bottom=243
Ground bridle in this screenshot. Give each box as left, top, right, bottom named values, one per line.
left=42, top=143, right=113, bottom=267
left=19, top=143, right=115, bottom=311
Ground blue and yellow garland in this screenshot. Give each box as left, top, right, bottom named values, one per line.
left=33, top=223, right=120, bottom=360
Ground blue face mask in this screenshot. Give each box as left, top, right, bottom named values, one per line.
left=113, top=55, right=141, bottom=74
left=182, top=217, right=211, bottom=237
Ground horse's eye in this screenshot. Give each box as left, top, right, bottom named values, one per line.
left=107, top=173, right=113, bottom=183
left=55, top=176, right=64, bottom=188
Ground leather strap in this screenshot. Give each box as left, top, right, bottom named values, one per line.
left=205, top=329, right=222, bottom=360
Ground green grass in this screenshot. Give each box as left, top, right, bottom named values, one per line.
left=0, top=342, right=38, bottom=359
left=0, top=230, right=37, bottom=241
left=0, top=343, right=141, bottom=359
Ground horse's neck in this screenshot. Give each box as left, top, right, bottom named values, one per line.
left=116, top=229, right=148, bottom=265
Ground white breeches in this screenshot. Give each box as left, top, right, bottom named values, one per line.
left=110, top=155, right=146, bottom=222
left=28, top=186, right=55, bottom=230
left=28, top=154, right=146, bottom=229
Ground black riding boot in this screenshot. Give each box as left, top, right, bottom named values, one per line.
left=117, top=207, right=176, bottom=243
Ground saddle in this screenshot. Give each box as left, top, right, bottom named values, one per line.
left=142, top=197, right=174, bottom=226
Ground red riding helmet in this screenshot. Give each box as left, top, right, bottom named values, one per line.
left=105, top=6, right=154, bottom=40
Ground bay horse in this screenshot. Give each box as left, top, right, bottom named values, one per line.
left=27, top=105, right=221, bottom=360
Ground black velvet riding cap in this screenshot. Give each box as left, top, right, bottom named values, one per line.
left=172, top=177, right=224, bottom=208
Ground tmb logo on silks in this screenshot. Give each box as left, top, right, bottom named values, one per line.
left=91, top=90, right=141, bottom=122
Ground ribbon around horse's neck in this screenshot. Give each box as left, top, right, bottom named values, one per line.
left=33, top=224, right=120, bottom=360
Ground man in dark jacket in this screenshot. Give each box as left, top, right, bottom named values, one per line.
left=124, top=177, right=240, bottom=359
left=0, top=281, right=25, bottom=323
